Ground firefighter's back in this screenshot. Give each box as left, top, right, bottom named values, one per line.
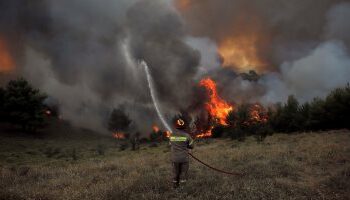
left=170, top=130, right=193, bottom=163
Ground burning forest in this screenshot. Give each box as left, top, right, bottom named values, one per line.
left=0, top=0, right=349, bottom=136
left=1, top=1, right=350, bottom=199
left=0, top=0, right=350, bottom=137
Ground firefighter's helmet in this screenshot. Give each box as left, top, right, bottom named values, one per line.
left=174, top=117, right=186, bottom=130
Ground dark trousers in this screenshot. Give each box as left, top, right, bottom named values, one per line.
left=172, top=162, right=189, bottom=184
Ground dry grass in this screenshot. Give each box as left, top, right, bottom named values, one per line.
left=0, top=130, right=349, bottom=200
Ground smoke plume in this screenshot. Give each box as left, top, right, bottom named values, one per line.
left=0, top=0, right=349, bottom=134
left=178, top=0, right=350, bottom=103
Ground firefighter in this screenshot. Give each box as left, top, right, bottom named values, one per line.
left=169, top=117, right=194, bottom=188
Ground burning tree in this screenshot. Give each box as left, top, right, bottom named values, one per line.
left=194, top=113, right=212, bottom=138
left=150, top=125, right=171, bottom=144
left=196, top=77, right=234, bottom=138
left=247, top=104, right=271, bottom=142
left=194, top=77, right=274, bottom=141
left=226, top=103, right=271, bottom=142
left=149, top=125, right=163, bottom=147
left=199, top=78, right=233, bottom=126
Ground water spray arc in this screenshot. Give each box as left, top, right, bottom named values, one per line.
left=141, top=60, right=242, bottom=176
left=141, top=61, right=173, bottom=133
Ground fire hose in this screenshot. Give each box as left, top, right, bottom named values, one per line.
left=188, top=152, right=243, bottom=176
left=172, top=141, right=243, bottom=176
left=142, top=60, right=243, bottom=176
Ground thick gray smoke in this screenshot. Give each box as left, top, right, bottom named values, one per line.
left=0, top=0, right=200, bottom=133
left=180, top=0, right=350, bottom=104
left=0, top=0, right=349, bottom=134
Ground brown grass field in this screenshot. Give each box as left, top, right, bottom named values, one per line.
left=0, top=129, right=349, bottom=200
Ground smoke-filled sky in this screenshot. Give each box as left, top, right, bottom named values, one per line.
left=0, top=0, right=349, bottom=133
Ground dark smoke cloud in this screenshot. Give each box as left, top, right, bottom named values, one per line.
left=126, top=0, right=200, bottom=108
left=1, top=0, right=349, bottom=133
left=0, top=0, right=200, bottom=133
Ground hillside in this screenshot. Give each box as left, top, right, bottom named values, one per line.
left=0, top=130, right=349, bottom=200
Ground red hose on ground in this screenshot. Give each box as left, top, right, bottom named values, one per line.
left=188, top=152, right=243, bottom=176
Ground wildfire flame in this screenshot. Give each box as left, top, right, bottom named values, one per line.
left=195, top=126, right=213, bottom=138
left=174, top=1, right=270, bottom=73
left=112, top=132, right=125, bottom=139
left=218, top=34, right=267, bottom=72
left=164, top=131, right=171, bottom=138
left=152, top=125, right=171, bottom=138
left=245, top=103, right=268, bottom=125
left=250, top=104, right=268, bottom=123
left=152, top=125, right=160, bottom=133
left=199, top=78, right=233, bottom=126
left=0, top=37, right=15, bottom=73
left=195, top=78, right=233, bottom=138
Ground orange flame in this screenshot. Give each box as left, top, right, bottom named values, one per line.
left=174, top=1, right=270, bottom=73
left=195, top=78, right=233, bottom=138
left=112, top=132, right=125, bottom=139
left=164, top=131, right=171, bottom=138
left=247, top=104, right=268, bottom=124
left=196, top=126, right=213, bottom=138
left=199, top=78, right=233, bottom=126
left=152, top=125, right=160, bottom=133
left=0, top=37, right=15, bottom=73
left=218, top=34, right=267, bottom=72
left=153, top=125, right=171, bottom=138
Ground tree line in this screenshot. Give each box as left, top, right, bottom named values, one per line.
left=214, top=84, right=350, bottom=141
left=269, top=85, right=350, bottom=132
left=109, top=83, right=350, bottom=146
left=1, top=78, right=349, bottom=143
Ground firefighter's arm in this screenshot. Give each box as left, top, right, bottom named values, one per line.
left=187, top=136, right=194, bottom=149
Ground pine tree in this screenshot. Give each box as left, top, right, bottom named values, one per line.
left=3, top=78, right=47, bottom=132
